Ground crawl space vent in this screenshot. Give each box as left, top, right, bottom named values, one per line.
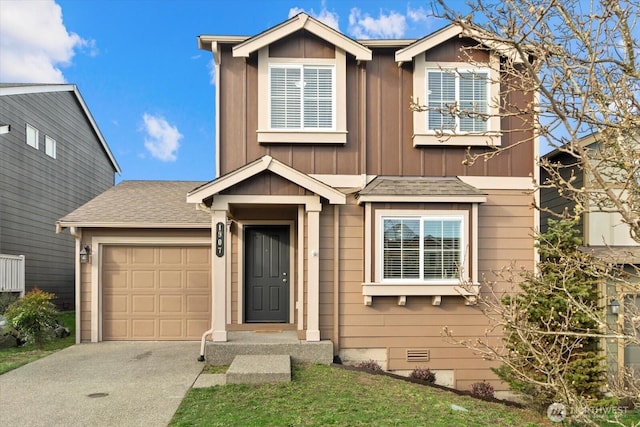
left=406, top=349, right=430, bottom=362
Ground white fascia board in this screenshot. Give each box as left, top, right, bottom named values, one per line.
left=233, top=13, right=371, bottom=61
left=186, top=155, right=346, bottom=205
left=395, top=25, right=462, bottom=63
left=56, top=222, right=210, bottom=229
left=357, top=194, right=487, bottom=205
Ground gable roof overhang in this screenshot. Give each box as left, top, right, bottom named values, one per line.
left=394, top=24, right=524, bottom=65
left=232, top=13, right=372, bottom=61
left=187, top=155, right=346, bottom=205
left=0, top=84, right=121, bottom=174
left=357, top=176, right=487, bottom=204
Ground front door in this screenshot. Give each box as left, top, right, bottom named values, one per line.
left=245, top=226, right=289, bottom=323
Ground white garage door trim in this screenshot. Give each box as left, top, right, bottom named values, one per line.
left=90, top=236, right=211, bottom=342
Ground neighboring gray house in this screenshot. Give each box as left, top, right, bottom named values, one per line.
left=0, top=84, right=120, bottom=309
left=540, top=133, right=640, bottom=379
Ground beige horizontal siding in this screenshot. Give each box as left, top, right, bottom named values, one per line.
left=334, top=190, right=534, bottom=390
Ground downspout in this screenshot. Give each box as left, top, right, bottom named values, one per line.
left=333, top=205, right=340, bottom=354
left=198, top=202, right=214, bottom=362
left=68, top=226, right=82, bottom=344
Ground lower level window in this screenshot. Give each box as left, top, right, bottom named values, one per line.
left=382, top=216, right=463, bottom=282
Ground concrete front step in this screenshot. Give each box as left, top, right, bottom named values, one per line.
left=206, top=331, right=333, bottom=365
left=226, top=355, right=291, bottom=384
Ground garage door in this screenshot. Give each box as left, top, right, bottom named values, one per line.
left=102, top=246, right=211, bottom=340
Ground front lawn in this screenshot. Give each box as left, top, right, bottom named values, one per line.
left=171, top=364, right=551, bottom=426
left=0, top=311, right=75, bottom=375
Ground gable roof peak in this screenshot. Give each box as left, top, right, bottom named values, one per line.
left=395, top=23, right=524, bottom=64
left=232, top=12, right=372, bottom=61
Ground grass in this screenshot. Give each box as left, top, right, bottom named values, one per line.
left=0, top=311, right=75, bottom=375
left=171, top=364, right=552, bottom=427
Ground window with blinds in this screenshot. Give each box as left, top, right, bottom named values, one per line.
left=382, top=216, right=463, bottom=282
left=270, top=64, right=334, bottom=130
left=426, top=69, right=489, bottom=133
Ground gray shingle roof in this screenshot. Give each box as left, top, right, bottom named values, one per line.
left=57, top=181, right=210, bottom=227
left=359, top=176, right=486, bottom=197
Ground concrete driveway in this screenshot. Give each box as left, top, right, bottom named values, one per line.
left=0, top=341, right=204, bottom=427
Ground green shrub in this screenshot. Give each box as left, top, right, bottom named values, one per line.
left=409, top=367, right=436, bottom=383
left=0, top=292, right=18, bottom=314
left=5, top=289, right=58, bottom=348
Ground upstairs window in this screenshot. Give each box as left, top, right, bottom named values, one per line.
left=382, top=215, right=464, bottom=283
left=426, top=69, right=489, bottom=134
left=26, top=124, right=39, bottom=149
left=45, top=135, right=57, bottom=158
left=269, top=64, right=334, bottom=130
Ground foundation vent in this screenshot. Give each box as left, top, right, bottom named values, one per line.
left=406, top=349, right=430, bottom=362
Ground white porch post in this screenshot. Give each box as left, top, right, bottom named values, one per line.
left=211, top=209, right=228, bottom=341
left=306, top=203, right=321, bottom=341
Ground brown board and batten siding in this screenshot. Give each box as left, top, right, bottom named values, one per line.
left=217, top=36, right=533, bottom=179
left=337, top=190, right=534, bottom=390
left=218, top=32, right=362, bottom=177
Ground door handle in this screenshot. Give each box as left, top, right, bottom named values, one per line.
left=283, top=278, right=288, bottom=283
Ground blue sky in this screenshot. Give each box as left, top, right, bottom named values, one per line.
left=0, top=0, right=470, bottom=182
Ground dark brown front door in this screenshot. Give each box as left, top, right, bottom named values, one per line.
left=245, top=226, right=289, bottom=323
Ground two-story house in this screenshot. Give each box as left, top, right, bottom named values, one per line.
left=0, top=84, right=120, bottom=309
left=57, top=14, right=536, bottom=391
left=541, top=133, right=640, bottom=379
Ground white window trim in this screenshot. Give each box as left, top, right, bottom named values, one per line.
left=376, top=209, right=470, bottom=285
left=45, top=135, right=57, bottom=159
left=268, top=63, right=336, bottom=131
left=257, top=47, right=347, bottom=144
left=363, top=208, right=480, bottom=303
left=26, top=124, right=39, bottom=149
left=413, top=59, right=501, bottom=147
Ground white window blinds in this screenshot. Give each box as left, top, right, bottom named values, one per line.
left=426, top=69, right=489, bottom=133
left=270, top=65, right=334, bottom=130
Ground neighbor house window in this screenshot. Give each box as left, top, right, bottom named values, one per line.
left=382, top=215, right=464, bottom=282
left=426, top=69, right=489, bottom=134
left=45, top=135, right=56, bottom=158
left=269, top=64, right=335, bottom=130
left=26, top=124, right=38, bottom=149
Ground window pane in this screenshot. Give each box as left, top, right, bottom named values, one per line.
left=303, top=67, right=333, bottom=129
left=427, top=72, right=455, bottom=131
left=423, top=219, right=462, bottom=280
left=383, top=219, right=420, bottom=279
left=45, top=136, right=56, bottom=159
left=26, top=124, right=38, bottom=148
left=459, top=72, right=488, bottom=132
left=270, top=67, right=301, bottom=129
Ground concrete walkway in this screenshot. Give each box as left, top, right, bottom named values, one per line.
left=0, top=342, right=203, bottom=427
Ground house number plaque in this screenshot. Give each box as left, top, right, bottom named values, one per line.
left=215, top=222, right=225, bottom=257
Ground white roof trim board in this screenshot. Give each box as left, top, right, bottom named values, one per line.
left=232, top=13, right=372, bottom=61
left=187, top=155, right=347, bottom=205
left=395, top=24, right=524, bottom=64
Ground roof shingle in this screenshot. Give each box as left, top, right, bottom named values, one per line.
left=57, top=181, right=210, bottom=227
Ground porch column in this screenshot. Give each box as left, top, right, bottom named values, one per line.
left=211, top=209, right=227, bottom=341
left=306, top=204, right=321, bottom=341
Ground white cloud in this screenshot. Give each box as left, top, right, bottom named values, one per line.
left=142, top=113, right=182, bottom=162
left=289, top=1, right=340, bottom=31
left=0, top=0, right=92, bottom=83
left=348, top=8, right=407, bottom=39
left=406, top=5, right=432, bottom=23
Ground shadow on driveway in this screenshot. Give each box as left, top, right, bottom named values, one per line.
left=0, top=342, right=203, bottom=427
